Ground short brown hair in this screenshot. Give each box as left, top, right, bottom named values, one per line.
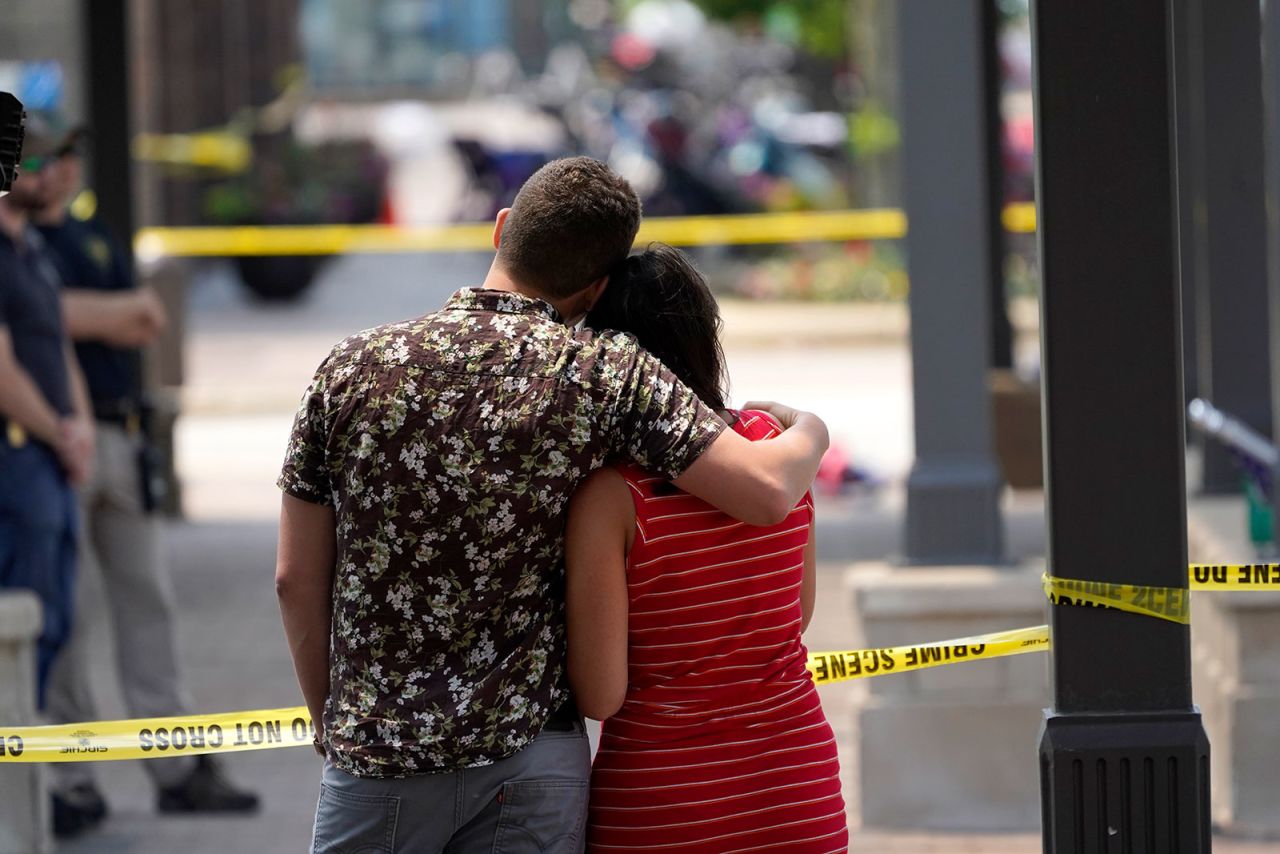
left=497, top=157, right=641, bottom=299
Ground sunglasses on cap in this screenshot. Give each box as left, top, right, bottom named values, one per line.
left=19, top=154, right=49, bottom=174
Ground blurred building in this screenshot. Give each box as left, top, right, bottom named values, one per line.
left=301, top=0, right=576, bottom=93
left=132, top=0, right=301, bottom=226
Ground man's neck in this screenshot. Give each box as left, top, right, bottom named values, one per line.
left=480, top=263, right=577, bottom=323
left=33, top=203, right=67, bottom=227
left=0, top=201, right=28, bottom=245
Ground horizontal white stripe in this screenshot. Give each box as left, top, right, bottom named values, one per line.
left=630, top=555, right=803, bottom=600
left=592, top=769, right=841, bottom=811
left=635, top=636, right=805, bottom=674
left=628, top=585, right=792, bottom=618
left=633, top=564, right=802, bottom=604
left=724, top=827, right=847, bottom=854
left=613, top=685, right=813, bottom=731
left=620, top=682, right=811, bottom=721
left=637, top=668, right=810, bottom=695
left=592, top=756, right=838, bottom=801
left=628, top=600, right=797, bottom=634
left=632, top=525, right=809, bottom=571
left=632, top=615, right=800, bottom=651
left=598, top=719, right=831, bottom=753
left=639, top=518, right=748, bottom=547
left=593, top=734, right=838, bottom=776
left=591, top=785, right=842, bottom=832
left=646, top=506, right=727, bottom=523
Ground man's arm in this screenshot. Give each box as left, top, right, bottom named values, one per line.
left=62, top=288, right=166, bottom=348
left=607, top=334, right=830, bottom=527
left=672, top=407, right=828, bottom=527
left=0, top=326, right=64, bottom=445
left=60, top=337, right=95, bottom=483
left=275, top=493, right=337, bottom=736
left=0, top=328, right=94, bottom=482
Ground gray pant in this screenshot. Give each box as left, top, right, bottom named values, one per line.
left=312, top=721, right=590, bottom=854
left=44, top=423, right=195, bottom=788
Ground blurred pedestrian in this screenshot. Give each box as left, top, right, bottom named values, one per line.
left=34, top=125, right=259, bottom=838
left=275, top=157, right=829, bottom=853
left=0, top=122, right=93, bottom=715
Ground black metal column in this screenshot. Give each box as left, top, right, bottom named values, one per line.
left=1268, top=0, right=1280, bottom=455
left=1031, top=1, right=1210, bottom=851
left=82, top=0, right=135, bottom=258
left=983, top=0, right=1014, bottom=372
left=1177, top=0, right=1272, bottom=494
left=1173, top=0, right=1204, bottom=408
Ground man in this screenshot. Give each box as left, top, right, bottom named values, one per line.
left=33, top=127, right=260, bottom=837
left=276, top=157, right=829, bottom=852
left=0, top=124, right=93, bottom=714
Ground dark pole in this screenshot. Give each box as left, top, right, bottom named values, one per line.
left=1179, top=0, right=1272, bottom=494
left=983, top=0, right=1014, bottom=372
left=1173, top=0, right=1203, bottom=409
left=82, top=0, right=135, bottom=260
left=1267, top=0, right=1280, bottom=464
left=1031, top=0, right=1210, bottom=850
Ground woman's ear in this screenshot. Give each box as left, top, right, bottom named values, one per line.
left=492, top=208, right=511, bottom=250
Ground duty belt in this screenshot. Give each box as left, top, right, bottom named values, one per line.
left=92, top=398, right=143, bottom=434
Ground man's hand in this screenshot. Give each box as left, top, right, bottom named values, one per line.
left=741, top=400, right=806, bottom=430
left=105, top=290, right=167, bottom=348
left=675, top=404, right=829, bottom=526
left=56, top=415, right=95, bottom=485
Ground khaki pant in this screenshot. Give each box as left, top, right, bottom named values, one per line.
left=45, top=422, right=195, bottom=788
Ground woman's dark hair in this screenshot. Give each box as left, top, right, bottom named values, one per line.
left=586, top=243, right=729, bottom=412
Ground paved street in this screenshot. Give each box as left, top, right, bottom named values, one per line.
left=55, top=256, right=1269, bottom=852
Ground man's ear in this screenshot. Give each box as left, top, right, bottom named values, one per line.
left=492, top=208, right=511, bottom=250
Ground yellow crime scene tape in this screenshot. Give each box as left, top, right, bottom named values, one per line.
left=0, top=625, right=1051, bottom=763
left=1043, top=562, right=1280, bottom=625
left=131, top=203, right=1039, bottom=258
left=805, top=624, right=1050, bottom=687
left=6, top=561, right=1278, bottom=763
left=1043, top=574, right=1191, bottom=624
left=0, top=707, right=314, bottom=763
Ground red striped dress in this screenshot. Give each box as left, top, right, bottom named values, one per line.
left=587, top=410, right=848, bottom=853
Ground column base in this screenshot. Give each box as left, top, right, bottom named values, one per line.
left=904, top=460, right=1005, bottom=565
left=1038, top=710, right=1211, bottom=853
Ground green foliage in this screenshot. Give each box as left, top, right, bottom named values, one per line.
left=689, top=0, right=848, bottom=58
left=201, top=136, right=387, bottom=226
left=848, top=102, right=899, bottom=159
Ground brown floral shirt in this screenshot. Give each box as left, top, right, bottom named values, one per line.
left=279, top=288, right=725, bottom=777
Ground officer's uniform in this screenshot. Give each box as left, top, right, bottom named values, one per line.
left=0, top=225, right=78, bottom=707
left=39, top=214, right=196, bottom=789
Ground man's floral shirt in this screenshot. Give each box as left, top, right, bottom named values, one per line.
left=278, top=288, right=725, bottom=777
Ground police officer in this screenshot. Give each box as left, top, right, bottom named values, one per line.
left=34, top=126, right=259, bottom=837
left=0, top=123, right=94, bottom=714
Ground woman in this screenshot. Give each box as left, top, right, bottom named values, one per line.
left=566, top=244, right=847, bottom=853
